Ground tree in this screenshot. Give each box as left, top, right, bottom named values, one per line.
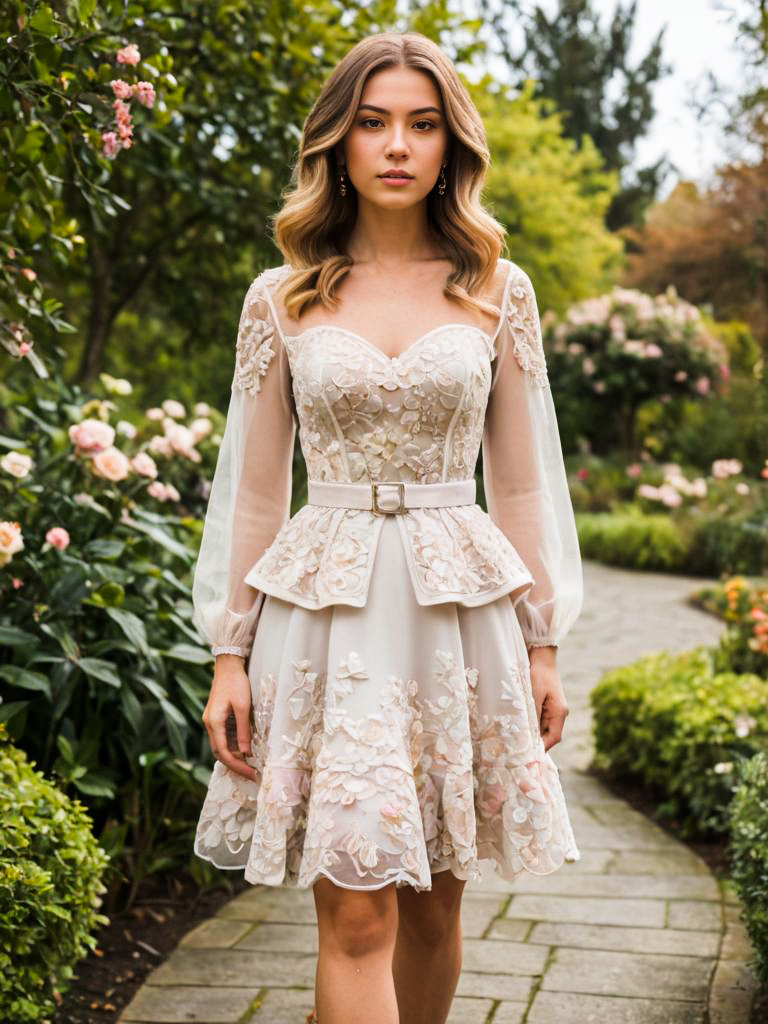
left=477, top=0, right=672, bottom=229
left=472, top=76, right=624, bottom=313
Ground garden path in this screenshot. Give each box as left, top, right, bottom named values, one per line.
left=120, top=560, right=759, bottom=1024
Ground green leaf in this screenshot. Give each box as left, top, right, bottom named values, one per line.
left=105, top=608, right=150, bottom=656
left=77, top=658, right=121, bottom=687
left=0, top=665, right=51, bottom=697
left=40, top=620, right=79, bottom=658
left=162, top=643, right=212, bottom=664
left=0, top=700, right=30, bottom=723
left=0, top=625, right=38, bottom=646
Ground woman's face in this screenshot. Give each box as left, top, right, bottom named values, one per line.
left=338, top=65, right=448, bottom=209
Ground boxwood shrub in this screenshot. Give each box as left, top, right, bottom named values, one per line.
left=728, top=751, right=768, bottom=987
left=0, top=723, right=110, bottom=1023
left=590, top=646, right=768, bottom=837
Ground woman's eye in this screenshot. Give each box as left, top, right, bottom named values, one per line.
left=413, top=120, right=435, bottom=130
left=358, top=118, right=436, bottom=130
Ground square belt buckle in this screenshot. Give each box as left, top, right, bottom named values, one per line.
left=371, top=481, right=406, bottom=515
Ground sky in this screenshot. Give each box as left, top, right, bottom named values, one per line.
left=467, top=0, right=754, bottom=198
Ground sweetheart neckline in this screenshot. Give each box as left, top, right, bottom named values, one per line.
left=280, top=322, right=493, bottom=364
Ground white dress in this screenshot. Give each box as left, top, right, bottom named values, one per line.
left=191, top=257, right=584, bottom=891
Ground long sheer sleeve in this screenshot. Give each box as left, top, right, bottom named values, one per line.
left=192, top=273, right=296, bottom=658
left=481, top=263, right=583, bottom=650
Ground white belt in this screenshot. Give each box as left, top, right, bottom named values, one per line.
left=307, top=478, right=476, bottom=515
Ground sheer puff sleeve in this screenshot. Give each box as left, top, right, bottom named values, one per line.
left=192, top=273, right=296, bottom=659
left=481, top=262, right=583, bottom=651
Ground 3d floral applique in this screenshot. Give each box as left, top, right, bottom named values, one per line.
left=233, top=281, right=277, bottom=396
left=506, top=269, right=550, bottom=389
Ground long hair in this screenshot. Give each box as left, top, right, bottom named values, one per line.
left=270, top=31, right=506, bottom=321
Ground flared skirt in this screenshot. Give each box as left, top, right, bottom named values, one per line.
left=193, top=516, right=580, bottom=891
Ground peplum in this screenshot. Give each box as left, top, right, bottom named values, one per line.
left=191, top=257, right=584, bottom=891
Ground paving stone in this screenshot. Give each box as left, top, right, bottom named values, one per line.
left=709, top=959, right=760, bottom=1023
left=506, top=893, right=665, bottom=928
left=607, top=850, right=710, bottom=876
left=584, top=803, right=654, bottom=826
left=461, top=937, right=547, bottom=975
left=235, top=922, right=318, bottom=954
left=541, top=947, right=713, bottom=1001
left=460, top=894, right=508, bottom=938
left=513, top=920, right=720, bottom=957
left=571, top=823, right=683, bottom=851
left=148, top=948, right=316, bottom=989
left=667, top=899, right=722, bottom=932
left=121, top=985, right=262, bottom=1023
left=217, top=887, right=317, bottom=924
left=508, top=872, right=719, bottom=900
left=445, top=996, right=495, bottom=1023
left=179, top=918, right=254, bottom=949
left=246, top=987, right=314, bottom=1022
left=488, top=1000, right=528, bottom=1023
left=527, top=989, right=706, bottom=1023
left=456, top=970, right=534, bottom=1001
left=720, top=920, right=754, bottom=962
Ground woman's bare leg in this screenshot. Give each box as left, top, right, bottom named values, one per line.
left=392, top=869, right=467, bottom=1024
left=312, top=877, right=400, bottom=1024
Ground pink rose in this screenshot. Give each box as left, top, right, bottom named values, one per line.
left=92, top=446, right=131, bottom=481
left=695, top=376, right=710, bottom=395
left=46, top=527, right=70, bottom=551
left=18, top=341, right=31, bottom=356
left=644, top=343, right=663, bottom=357
left=21, top=267, right=37, bottom=281
left=148, top=434, right=173, bottom=457
left=110, top=79, right=134, bottom=99
left=69, top=418, right=116, bottom=454
left=135, top=81, right=156, bottom=107
left=12, top=578, right=22, bottom=589
left=101, top=131, right=120, bottom=158
left=577, top=467, right=589, bottom=479
left=147, top=481, right=180, bottom=502
left=130, top=451, right=158, bottom=478
left=116, top=43, right=141, bottom=65
left=626, top=463, right=642, bottom=478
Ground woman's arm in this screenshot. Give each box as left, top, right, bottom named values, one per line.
left=481, top=263, right=583, bottom=655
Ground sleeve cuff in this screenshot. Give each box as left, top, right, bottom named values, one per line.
left=211, top=644, right=251, bottom=658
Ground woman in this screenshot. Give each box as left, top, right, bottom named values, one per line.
left=191, top=30, right=583, bottom=1024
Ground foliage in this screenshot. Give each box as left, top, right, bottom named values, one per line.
left=590, top=646, right=768, bottom=838
left=472, top=76, right=623, bottom=315
left=0, top=361, right=221, bottom=907
left=476, top=0, right=672, bottom=228
left=0, top=722, right=110, bottom=1023
left=545, top=285, right=728, bottom=456
left=728, top=750, right=768, bottom=988
left=575, top=506, right=689, bottom=572
left=689, top=576, right=768, bottom=680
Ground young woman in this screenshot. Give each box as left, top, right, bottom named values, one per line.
left=191, top=30, right=583, bottom=1024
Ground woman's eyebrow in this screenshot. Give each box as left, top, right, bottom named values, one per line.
left=357, top=104, right=443, bottom=116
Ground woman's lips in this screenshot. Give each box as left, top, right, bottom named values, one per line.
left=378, top=175, right=413, bottom=186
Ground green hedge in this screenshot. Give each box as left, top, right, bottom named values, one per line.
left=576, top=506, right=768, bottom=576
left=729, top=751, right=768, bottom=987
left=590, top=646, right=768, bottom=837
left=0, top=724, right=109, bottom=1023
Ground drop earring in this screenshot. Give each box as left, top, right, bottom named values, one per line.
left=339, top=165, right=347, bottom=197
left=438, top=164, right=447, bottom=195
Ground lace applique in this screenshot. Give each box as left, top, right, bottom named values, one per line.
left=506, top=269, right=550, bottom=389
left=233, top=279, right=277, bottom=396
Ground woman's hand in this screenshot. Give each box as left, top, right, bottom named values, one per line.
left=528, top=645, right=569, bottom=752
left=202, top=654, right=258, bottom=781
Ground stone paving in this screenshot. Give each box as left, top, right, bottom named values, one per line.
left=120, top=560, right=760, bottom=1024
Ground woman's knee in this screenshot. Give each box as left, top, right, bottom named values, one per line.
left=313, top=878, right=398, bottom=959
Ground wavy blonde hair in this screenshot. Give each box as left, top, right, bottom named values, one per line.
left=270, top=31, right=507, bottom=321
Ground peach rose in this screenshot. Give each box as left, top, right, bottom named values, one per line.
left=130, top=451, right=158, bottom=478
left=0, top=521, right=24, bottom=568
left=92, top=446, right=131, bottom=481
left=1, top=452, right=34, bottom=478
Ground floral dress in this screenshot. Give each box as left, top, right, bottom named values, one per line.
left=191, top=257, right=584, bottom=891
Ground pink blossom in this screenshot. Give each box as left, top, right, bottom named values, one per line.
left=101, top=131, right=120, bottom=158
left=46, top=526, right=70, bottom=551
left=130, top=451, right=158, bottom=478
left=116, top=43, right=141, bottom=65
left=719, top=364, right=730, bottom=380
left=18, top=341, right=31, bottom=356
left=21, top=267, right=37, bottom=281
left=146, top=407, right=165, bottom=421
left=134, top=81, right=156, bottom=108
left=162, top=399, right=186, bottom=419
left=735, top=482, right=750, bottom=495
left=712, top=459, right=742, bottom=479
left=644, top=343, right=663, bottom=357
left=92, top=446, right=132, bottom=482
left=147, top=481, right=180, bottom=502
left=69, top=418, right=116, bottom=454
left=12, top=578, right=22, bottom=589
left=148, top=434, right=173, bottom=457
left=674, top=370, right=687, bottom=381
left=582, top=357, right=595, bottom=375
left=593, top=380, right=605, bottom=393
left=626, top=463, right=642, bottom=478
left=110, top=79, right=134, bottom=99
left=577, top=467, right=589, bottom=480
left=695, top=376, right=710, bottom=395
